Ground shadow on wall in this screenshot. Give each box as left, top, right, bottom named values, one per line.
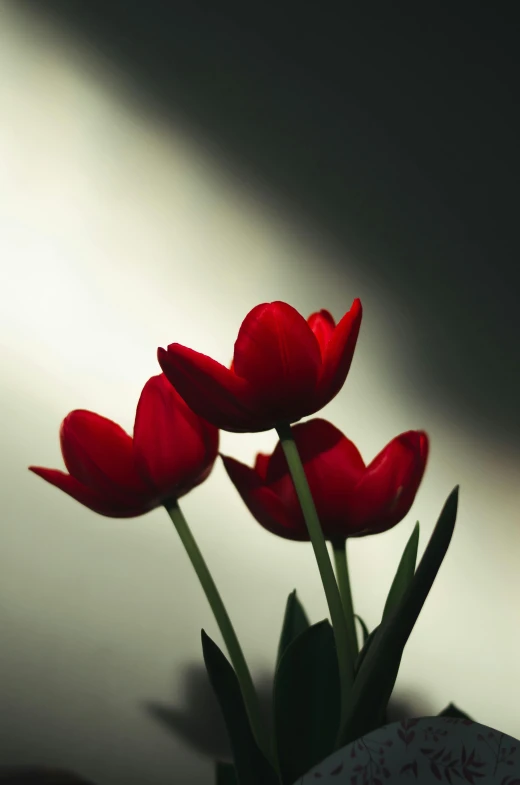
left=15, top=0, right=520, bottom=452
left=145, top=662, right=434, bottom=762
left=0, top=663, right=431, bottom=785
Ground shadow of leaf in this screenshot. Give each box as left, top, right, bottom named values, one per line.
left=144, top=663, right=274, bottom=760
left=386, top=690, right=434, bottom=723
left=144, top=662, right=432, bottom=759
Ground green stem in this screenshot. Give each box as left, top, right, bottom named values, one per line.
left=164, top=498, right=272, bottom=767
left=332, top=538, right=359, bottom=659
left=275, top=422, right=354, bottom=745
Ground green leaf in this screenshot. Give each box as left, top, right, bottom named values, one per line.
left=382, top=522, right=420, bottom=622
left=201, top=630, right=277, bottom=785
left=438, top=702, right=473, bottom=720
left=353, top=614, right=370, bottom=646
left=276, top=589, right=311, bottom=669
left=216, top=762, right=238, bottom=785
left=338, top=487, right=459, bottom=747
left=354, top=624, right=380, bottom=677
left=274, top=620, right=340, bottom=785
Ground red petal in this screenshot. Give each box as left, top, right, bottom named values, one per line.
left=384, top=431, right=429, bottom=525
left=307, top=310, right=336, bottom=359
left=265, top=418, right=365, bottom=484
left=60, top=410, right=150, bottom=498
left=28, top=467, right=153, bottom=517
left=316, top=299, right=362, bottom=407
left=221, top=455, right=309, bottom=540
left=233, top=302, right=322, bottom=416
left=349, top=430, right=429, bottom=534
left=265, top=419, right=367, bottom=539
left=133, top=374, right=219, bottom=499
left=254, top=452, right=270, bottom=480
left=158, top=345, right=261, bottom=432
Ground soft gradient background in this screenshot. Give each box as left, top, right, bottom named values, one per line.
left=1, top=3, right=519, bottom=784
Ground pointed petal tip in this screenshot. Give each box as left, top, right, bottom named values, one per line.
left=158, top=343, right=188, bottom=366
left=157, top=346, right=168, bottom=367
left=28, top=465, right=53, bottom=477
left=349, top=297, right=363, bottom=319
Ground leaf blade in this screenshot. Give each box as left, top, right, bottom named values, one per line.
left=354, top=624, right=380, bottom=677
left=382, top=522, right=420, bottom=622
left=274, top=620, right=340, bottom=785
left=339, top=487, right=459, bottom=746
left=438, top=703, right=473, bottom=720
left=353, top=614, right=370, bottom=646
left=276, top=589, right=311, bottom=669
left=216, top=762, right=239, bottom=785
left=201, top=630, right=277, bottom=785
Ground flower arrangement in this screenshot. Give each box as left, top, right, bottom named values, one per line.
left=21, top=299, right=510, bottom=785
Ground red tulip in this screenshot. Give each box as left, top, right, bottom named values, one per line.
left=221, top=419, right=428, bottom=540
left=158, top=300, right=362, bottom=433
left=29, top=374, right=219, bottom=517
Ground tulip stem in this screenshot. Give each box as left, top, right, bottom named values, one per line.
left=163, top=498, right=273, bottom=769
left=275, top=422, right=355, bottom=746
left=331, top=538, right=359, bottom=659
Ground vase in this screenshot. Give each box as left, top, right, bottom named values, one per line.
left=295, top=717, right=520, bottom=785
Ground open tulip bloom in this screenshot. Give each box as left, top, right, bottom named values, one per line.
left=30, top=373, right=219, bottom=517
left=221, top=419, right=429, bottom=543
left=28, top=300, right=464, bottom=785
left=157, top=300, right=362, bottom=433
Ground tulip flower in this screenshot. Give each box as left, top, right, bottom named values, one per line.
left=221, top=418, right=429, bottom=541
left=29, top=373, right=219, bottom=516
left=29, top=375, right=270, bottom=764
left=158, top=300, right=362, bottom=433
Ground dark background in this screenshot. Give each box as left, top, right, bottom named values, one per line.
left=10, top=2, right=520, bottom=782
left=19, top=0, right=520, bottom=453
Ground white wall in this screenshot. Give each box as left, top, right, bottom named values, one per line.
left=1, top=3, right=519, bottom=784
